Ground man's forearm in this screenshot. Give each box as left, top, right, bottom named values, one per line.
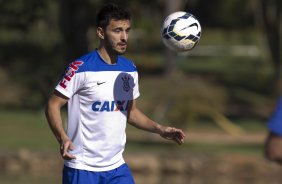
left=128, top=107, right=163, bottom=134
left=45, top=102, right=68, bottom=143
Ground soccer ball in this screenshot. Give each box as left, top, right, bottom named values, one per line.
left=161, top=11, right=201, bottom=52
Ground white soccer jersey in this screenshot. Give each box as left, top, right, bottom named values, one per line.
left=55, top=50, right=140, bottom=171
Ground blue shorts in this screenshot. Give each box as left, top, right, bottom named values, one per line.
left=63, top=164, right=135, bottom=184
left=268, top=96, right=282, bottom=136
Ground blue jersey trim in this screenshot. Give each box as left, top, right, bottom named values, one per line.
left=75, top=50, right=137, bottom=73
left=267, top=96, right=282, bottom=136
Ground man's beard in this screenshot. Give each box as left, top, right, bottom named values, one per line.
left=105, top=39, right=127, bottom=55
left=115, top=44, right=127, bottom=55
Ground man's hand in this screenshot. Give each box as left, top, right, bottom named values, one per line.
left=60, top=138, right=76, bottom=160
left=160, top=126, right=186, bottom=145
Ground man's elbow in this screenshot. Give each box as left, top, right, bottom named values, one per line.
left=265, top=133, right=282, bottom=164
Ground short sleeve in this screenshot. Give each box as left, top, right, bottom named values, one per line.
left=267, top=96, right=282, bottom=136
left=55, top=60, right=85, bottom=98
left=132, top=71, right=140, bottom=99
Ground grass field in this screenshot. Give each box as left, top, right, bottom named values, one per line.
left=0, top=107, right=272, bottom=184
left=0, top=175, right=61, bottom=184
left=0, top=109, right=266, bottom=153
left=0, top=109, right=59, bottom=150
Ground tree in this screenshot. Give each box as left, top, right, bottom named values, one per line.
left=252, top=0, right=281, bottom=88
left=59, top=0, right=89, bottom=63
left=163, top=0, right=186, bottom=75
left=0, top=0, right=64, bottom=108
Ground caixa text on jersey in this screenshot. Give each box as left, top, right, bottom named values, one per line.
left=91, top=100, right=130, bottom=112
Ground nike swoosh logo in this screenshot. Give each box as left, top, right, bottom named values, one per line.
left=97, top=82, right=106, bottom=85
left=180, top=23, right=199, bottom=31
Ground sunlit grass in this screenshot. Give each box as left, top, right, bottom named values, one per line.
left=0, top=109, right=265, bottom=156
left=0, top=109, right=58, bottom=151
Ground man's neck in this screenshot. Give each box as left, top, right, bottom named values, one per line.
left=97, top=47, right=117, bottom=65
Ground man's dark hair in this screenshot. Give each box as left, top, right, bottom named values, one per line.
left=96, top=3, right=131, bottom=29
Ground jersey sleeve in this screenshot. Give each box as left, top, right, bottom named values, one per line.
left=132, top=71, right=140, bottom=99
left=55, top=60, right=85, bottom=98
left=267, top=96, right=282, bottom=136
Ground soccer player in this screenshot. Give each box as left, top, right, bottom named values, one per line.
left=45, top=3, right=186, bottom=184
left=265, top=96, right=282, bottom=164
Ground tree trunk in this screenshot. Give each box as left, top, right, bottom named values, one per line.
left=59, top=0, right=89, bottom=63
left=252, top=0, right=281, bottom=89
left=164, top=0, right=186, bottom=76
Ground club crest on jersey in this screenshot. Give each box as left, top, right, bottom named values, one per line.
left=122, top=75, right=130, bottom=92
left=59, top=60, right=83, bottom=89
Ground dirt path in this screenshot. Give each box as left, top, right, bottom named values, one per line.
left=186, top=129, right=267, bottom=144
left=127, top=128, right=267, bottom=145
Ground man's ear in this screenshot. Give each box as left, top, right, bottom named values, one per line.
left=97, top=27, right=104, bottom=39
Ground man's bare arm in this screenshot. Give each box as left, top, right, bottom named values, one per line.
left=127, top=100, right=186, bottom=145
left=265, top=132, right=282, bottom=164
left=45, top=91, right=76, bottom=160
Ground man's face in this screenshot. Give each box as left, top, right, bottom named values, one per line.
left=103, top=19, right=131, bottom=55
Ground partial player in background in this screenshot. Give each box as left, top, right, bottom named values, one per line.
left=265, top=96, right=282, bottom=164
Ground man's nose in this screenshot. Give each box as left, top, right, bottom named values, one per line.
left=121, top=31, right=128, bottom=41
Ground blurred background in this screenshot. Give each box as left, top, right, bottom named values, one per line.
left=0, top=0, right=282, bottom=183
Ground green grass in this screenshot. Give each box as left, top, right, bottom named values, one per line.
left=0, top=109, right=265, bottom=156
left=0, top=175, right=60, bottom=184
left=0, top=109, right=58, bottom=151
left=0, top=110, right=266, bottom=184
